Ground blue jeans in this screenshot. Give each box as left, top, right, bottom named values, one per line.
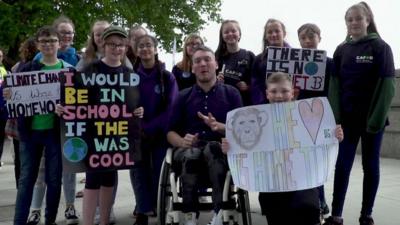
left=31, top=157, right=46, bottom=210
left=14, top=130, right=62, bottom=225
left=130, top=139, right=166, bottom=214
left=31, top=164, right=76, bottom=209
left=331, top=124, right=384, bottom=217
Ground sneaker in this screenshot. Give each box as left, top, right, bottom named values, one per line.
left=184, top=212, right=197, bottom=225
left=321, top=203, right=330, bottom=218
left=323, top=216, right=344, bottom=225
left=359, top=216, right=374, bottom=225
left=95, top=206, right=116, bottom=225
left=27, top=210, right=41, bottom=225
left=133, top=213, right=148, bottom=225
left=207, top=210, right=222, bottom=225
left=94, top=207, right=100, bottom=225
left=109, top=207, right=116, bottom=225
left=65, top=205, right=79, bottom=225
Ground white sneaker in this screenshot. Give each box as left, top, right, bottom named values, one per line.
left=65, top=205, right=79, bottom=225
left=184, top=212, right=197, bottom=225
left=94, top=207, right=100, bottom=225
left=94, top=206, right=116, bottom=225
left=207, top=210, right=223, bottom=225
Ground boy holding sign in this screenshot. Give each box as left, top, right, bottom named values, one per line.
left=6, top=26, right=73, bottom=225
left=222, top=72, right=343, bottom=225
left=297, top=23, right=333, bottom=219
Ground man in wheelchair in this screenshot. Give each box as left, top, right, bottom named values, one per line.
left=166, top=45, right=243, bottom=225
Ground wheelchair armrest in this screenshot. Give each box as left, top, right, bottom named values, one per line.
left=165, top=147, right=173, bottom=164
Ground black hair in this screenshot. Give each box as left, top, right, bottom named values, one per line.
left=133, top=35, right=168, bottom=109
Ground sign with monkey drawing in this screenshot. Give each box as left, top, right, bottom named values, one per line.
left=226, top=97, right=338, bottom=192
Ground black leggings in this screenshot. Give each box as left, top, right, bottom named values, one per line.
left=85, top=170, right=117, bottom=189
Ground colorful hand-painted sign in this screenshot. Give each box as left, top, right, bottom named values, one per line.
left=61, top=71, right=141, bottom=173
left=266, top=47, right=327, bottom=91
left=226, top=97, right=338, bottom=192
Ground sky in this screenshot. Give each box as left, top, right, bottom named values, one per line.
left=160, top=0, right=399, bottom=70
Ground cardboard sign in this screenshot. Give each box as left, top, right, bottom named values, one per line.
left=226, top=97, right=338, bottom=192
left=266, top=47, right=327, bottom=91
left=5, top=69, right=68, bottom=118
left=61, top=71, right=141, bottom=173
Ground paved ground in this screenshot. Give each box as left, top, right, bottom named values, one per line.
left=1, top=138, right=399, bottom=225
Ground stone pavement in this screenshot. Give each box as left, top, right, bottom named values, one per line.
left=1, top=138, right=399, bottom=225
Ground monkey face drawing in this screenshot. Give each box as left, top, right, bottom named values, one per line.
left=228, top=108, right=268, bottom=150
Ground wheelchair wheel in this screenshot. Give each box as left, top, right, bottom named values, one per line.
left=237, top=188, right=252, bottom=225
left=157, top=158, right=171, bottom=225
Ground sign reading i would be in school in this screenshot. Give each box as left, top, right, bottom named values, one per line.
left=4, top=69, right=68, bottom=118
left=266, top=47, right=327, bottom=91
left=60, top=71, right=141, bottom=173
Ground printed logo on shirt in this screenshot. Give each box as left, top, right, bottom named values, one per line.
left=225, top=69, right=242, bottom=81
left=154, top=84, right=161, bottom=94
left=237, top=59, right=249, bottom=66
left=182, top=71, right=191, bottom=78
left=356, top=55, right=373, bottom=64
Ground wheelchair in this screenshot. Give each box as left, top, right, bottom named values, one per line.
left=157, top=148, right=252, bottom=225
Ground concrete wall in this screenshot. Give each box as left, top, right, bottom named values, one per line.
left=380, top=69, right=400, bottom=159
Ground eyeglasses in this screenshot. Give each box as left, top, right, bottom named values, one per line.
left=187, top=42, right=202, bottom=47
left=37, top=39, right=59, bottom=44
left=105, top=43, right=126, bottom=49
left=138, top=43, right=154, bottom=49
left=59, top=31, right=75, bottom=35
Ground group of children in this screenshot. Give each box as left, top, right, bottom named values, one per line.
left=0, top=1, right=395, bottom=225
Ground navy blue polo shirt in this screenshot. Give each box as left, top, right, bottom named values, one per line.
left=167, top=83, right=243, bottom=142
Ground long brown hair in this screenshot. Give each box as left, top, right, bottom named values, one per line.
left=83, top=20, right=110, bottom=62
left=262, top=18, right=287, bottom=51
left=176, top=33, right=203, bottom=72
left=215, top=20, right=241, bottom=62
left=345, top=1, right=379, bottom=39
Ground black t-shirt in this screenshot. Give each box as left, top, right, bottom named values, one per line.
left=217, top=49, right=255, bottom=105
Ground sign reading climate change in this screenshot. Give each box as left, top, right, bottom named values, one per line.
left=61, top=71, right=141, bottom=173
left=266, top=47, right=327, bottom=91
left=226, top=97, right=338, bottom=192
left=5, top=69, right=68, bottom=118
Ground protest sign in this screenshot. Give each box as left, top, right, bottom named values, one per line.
left=226, top=97, right=338, bottom=192
left=5, top=69, right=67, bottom=118
left=266, top=47, right=327, bottom=91
left=61, top=71, right=141, bottom=173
